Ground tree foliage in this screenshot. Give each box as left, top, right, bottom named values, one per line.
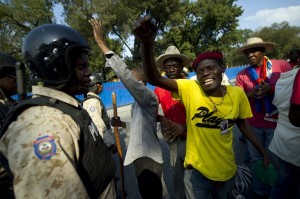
left=253, top=21, right=300, bottom=60
left=57, top=0, right=246, bottom=73
left=0, top=0, right=56, bottom=60
left=232, top=22, right=300, bottom=66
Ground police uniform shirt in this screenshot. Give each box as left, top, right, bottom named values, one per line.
left=82, top=92, right=115, bottom=148
left=0, top=86, right=90, bottom=198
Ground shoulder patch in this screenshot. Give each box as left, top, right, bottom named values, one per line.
left=33, top=135, right=56, bottom=160
left=90, top=106, right=96, bottom=112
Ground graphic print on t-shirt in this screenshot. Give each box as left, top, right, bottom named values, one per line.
left=191, top=106, right=235, bottom=129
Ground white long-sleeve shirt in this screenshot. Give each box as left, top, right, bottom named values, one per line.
left=105, top=51, right=163, bottom=166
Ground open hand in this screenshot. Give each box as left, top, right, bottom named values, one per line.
left=88, top=18, right=105, bottom=44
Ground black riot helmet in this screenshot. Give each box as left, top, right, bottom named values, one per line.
left=0, top=52, right=17, bottom=70
left=0, top=52, right=17, bottom=78
left=22, top=24, right=89, bottom=85
left=90, top=73, right=104, bottom=83
left=89, top=73, right=104, bottom=92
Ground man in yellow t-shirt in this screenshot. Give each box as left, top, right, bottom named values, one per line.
left=132, top=15, right=272, bottom=199
left=176, top=79, right=252, bottom=181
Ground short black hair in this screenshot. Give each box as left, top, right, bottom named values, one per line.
left=288, top=48, right=300, bottom=62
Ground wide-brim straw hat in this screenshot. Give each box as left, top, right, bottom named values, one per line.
left=156, top=46, right=191, bottom=69
left=236, top=37, right=275, bottom=54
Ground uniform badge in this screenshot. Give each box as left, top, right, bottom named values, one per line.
left=90, top=106, right=96, bottom=112
left=33, top=135, right=56, bottom=160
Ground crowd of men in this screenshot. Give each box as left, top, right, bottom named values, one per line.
left=0, top=14, right=299, bottom=199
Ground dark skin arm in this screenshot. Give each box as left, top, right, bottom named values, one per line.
left=236, top=118, right=271, bottom=167
left=289, top=103, right=300, bottom=127
left=132, top=15, right=177, bottom=92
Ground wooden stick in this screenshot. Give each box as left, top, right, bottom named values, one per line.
left=112, top=92, right=126, bottom=199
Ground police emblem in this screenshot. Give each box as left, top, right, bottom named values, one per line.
left=33, top=135, right=56, bottom=160
left=90, top=106, right=96, bottom=112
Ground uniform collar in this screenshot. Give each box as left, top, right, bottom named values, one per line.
left=32, top=86, right=80, bottom=107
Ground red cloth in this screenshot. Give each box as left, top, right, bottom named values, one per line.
left=192, top=51, right=223, bottom=71
left=291, top=68, right=300, bottom=104
left=256, top=57, right=268, bottom=84
left=154, top=87, right=186, bottom=125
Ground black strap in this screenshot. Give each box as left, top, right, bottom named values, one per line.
left=0, top=96, right=115, bottom=198
left=81, top=95, right=99, bottom=103
left=0, top=97, right=81, bottom=137
left=0, top=103, right=9, bottom=128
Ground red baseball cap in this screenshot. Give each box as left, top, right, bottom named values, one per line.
left=191, top=51, right=223, bottom=71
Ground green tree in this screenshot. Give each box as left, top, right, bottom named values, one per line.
left=0, top=0, right=56, bottom=59
left=252, top=21, right=300, bottom=60
left=58, top=0, right=184, bottom=79
left=58, top=0, right=246, bottom=76
left=232, top=22, right=300, bottom=67
left=0, top=0, right=57, bottom=90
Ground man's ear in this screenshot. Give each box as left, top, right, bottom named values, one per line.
left=220, top=65, right=226, bottom=73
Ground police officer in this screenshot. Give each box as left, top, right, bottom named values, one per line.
left=0, top=52, right=17, bottom=120
left=0, top=24, right=116, bottom=199
left=0, top=52, right=17, bottom=199
left=82, top=73, right=117, bottom=153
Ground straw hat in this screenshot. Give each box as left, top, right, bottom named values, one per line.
left=155, top=46, right=191, bottom=69
left=236, top=37, right=275, bottom=54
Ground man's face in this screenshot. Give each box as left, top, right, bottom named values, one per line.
left=96, top=83, right=103, bottom=94
left=244, top=47, right=265, bottom=67
left=163, top=59, right=183, bottom=79
left=195, top=59, right=224, bottom=94
left=0, top=68, right=17, bottom=95
left=69, top=53, right=91, bottom=95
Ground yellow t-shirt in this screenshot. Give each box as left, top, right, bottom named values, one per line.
left=175, top=79, right=253, bottom=181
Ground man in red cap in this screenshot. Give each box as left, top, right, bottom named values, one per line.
left=132, top=15, right=271, bottom=199
left=235, top=37, right=291, bottom=199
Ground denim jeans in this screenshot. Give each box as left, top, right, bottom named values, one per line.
left=184, top=167, right=235, bottom=199
left=270, top=157, right=300, bottom=199
left=247, top=126, right=277, bottom=196
left=168, top=138, right=186, bottom=199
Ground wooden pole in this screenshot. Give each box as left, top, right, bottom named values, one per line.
left=112, top=92, right=126, bottom=199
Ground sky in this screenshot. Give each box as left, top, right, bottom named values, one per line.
left=234, top=0, right=300, bottom=30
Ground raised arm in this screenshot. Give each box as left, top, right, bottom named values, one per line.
left=133, top=15, right=178, bottom=92
left=89, top=18, right=110, bottom=54
left=89, top=18, right=156, bottom=107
